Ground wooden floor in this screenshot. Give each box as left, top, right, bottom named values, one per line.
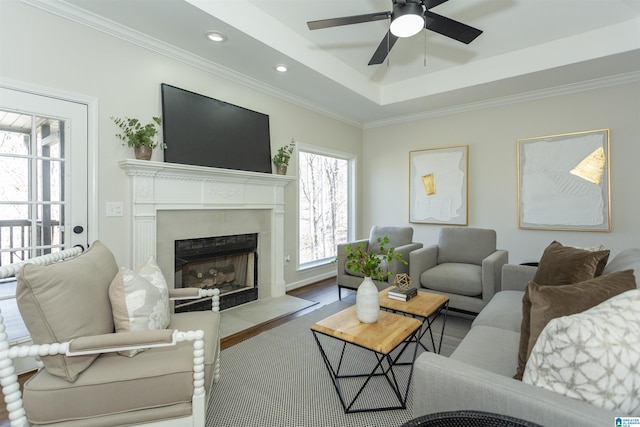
left=0, top=278, right=346, bottom=425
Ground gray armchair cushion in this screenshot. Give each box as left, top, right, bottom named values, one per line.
left=421, top=263, right=483, bottom=296
left=437, top=228, right=497, bottom=265
left=368, top=226, right=413, bottom=252
left=16, top=241, right=118, bottom=382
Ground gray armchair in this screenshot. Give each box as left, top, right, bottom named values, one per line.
left=336, top=226, right=423, bottom=299
left=410, top=227, right=508, bottom=313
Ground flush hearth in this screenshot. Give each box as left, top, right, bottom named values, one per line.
left=174, top=233, right=258, bottom=311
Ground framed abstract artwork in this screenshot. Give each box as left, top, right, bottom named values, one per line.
left=517, top=129, right=611, bottom=231
left=409, top=145, right=468, bottom=225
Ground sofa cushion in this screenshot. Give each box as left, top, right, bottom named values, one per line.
left=603, top=248, right=640, bottom=285
left=532, top=241, right=610, bottom=286
left=523, top=289, right=640, bottom=416
left=514, top=241, right=610, bottom=380
left=109, top=256, right=171, bottom=356
left=526, top=270, right=636, bottom=362
left=450, top=325, right=520, bottom=377
left=16, top=241, right=118, bottom=382
left=472, top=290, right=523, bottom=333
left=421, top=263, right=482, bottom=297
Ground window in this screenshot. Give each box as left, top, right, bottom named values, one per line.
left=298, top=147, right=354, bottom=269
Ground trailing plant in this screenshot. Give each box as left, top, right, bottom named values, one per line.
left=111, top=116, right=166, bottom=149
left=272, top=140, right=295, bottom=166
left=344, top=236, right=406, bottom=281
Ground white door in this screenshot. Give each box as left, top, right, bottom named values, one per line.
left=0, top=87, right=88, bottom=363
left=0, top=87, right=88, bottom=260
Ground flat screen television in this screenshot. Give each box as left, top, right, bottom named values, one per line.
left=161, top=83, right=272, bottom=174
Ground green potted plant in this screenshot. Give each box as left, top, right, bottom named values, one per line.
left=343, top=236, right=406, bottom=323
left=272, top=140, right=295, bottom=175
left=111, top=116, right=165, bottom=160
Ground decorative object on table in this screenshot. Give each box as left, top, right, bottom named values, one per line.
left=517, top=129, right=610, bottom=231
left=409, top=145, right=468, bottom=225
left=272, top=139, right=295, bottom=175
left=388, top=287, right=418, bottom=302
left=344, top=236, right=406, bottom=323
left=111, top=116, right=165, bottom=160
left=388, top=273, right=417, bottom=301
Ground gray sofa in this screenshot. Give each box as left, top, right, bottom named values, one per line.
left=413, top=248, right=640, bottom=427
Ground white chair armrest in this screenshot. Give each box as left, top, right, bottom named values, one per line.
left=68, top=329, right=176, bottom=355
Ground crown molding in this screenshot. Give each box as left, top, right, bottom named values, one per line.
left=18, top=0, right=640, bottom=131
left=363, top=70, right=640, bottom=129
left=19, top=0, right=363, bottom=129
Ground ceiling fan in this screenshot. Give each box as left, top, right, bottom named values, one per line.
left=307, top=0, right=482, bottom=65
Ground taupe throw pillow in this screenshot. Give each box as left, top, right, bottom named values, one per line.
left=16, top=241, right=118, bottom=382
left=513, top=241, right=610, bottom=380
left=526, top=269, right=636, bottom=362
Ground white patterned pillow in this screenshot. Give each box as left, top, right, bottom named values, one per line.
left=523, top=289, right=640, bottom=415
left=109, top=256, right=170, bottom=356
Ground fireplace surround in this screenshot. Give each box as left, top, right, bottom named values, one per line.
left=119, top=160, right=295, bottom=304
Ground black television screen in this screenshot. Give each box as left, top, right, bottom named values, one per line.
left=161, top=83, right=272, bottom=173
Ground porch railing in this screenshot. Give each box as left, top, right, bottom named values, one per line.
left=0, top=219, right=62, bottom=267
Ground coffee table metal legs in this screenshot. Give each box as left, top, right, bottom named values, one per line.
left=312, top=328, right=420, bottom=413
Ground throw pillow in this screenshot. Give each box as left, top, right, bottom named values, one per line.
left=523, top=289, right=640, bottom=416
left=514, top=240, right=610, bottom=380
left=526, top=270, right=636, bottom=362
left=109, top=256, right=170, bottom=356
left=16, top=241, right=118, bottom=382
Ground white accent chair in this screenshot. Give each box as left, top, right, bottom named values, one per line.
left=0, top=242, right=220, bottom=426
left=336, top=226, right=423, bottom=299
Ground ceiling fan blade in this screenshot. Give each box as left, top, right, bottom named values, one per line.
left=368, top=31, right=399, bottom=65
left=307, top=11, right=389, bottom=30
left=423, top=0, right=449, bottom=10
left=424, top=11, right=482, bottom=44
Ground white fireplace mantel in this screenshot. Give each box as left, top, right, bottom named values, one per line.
left=119, top=159, right=295, bottom=298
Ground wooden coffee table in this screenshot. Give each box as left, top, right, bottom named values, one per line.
left=379, top=286, right=449, bottom=353
left=310, top=306, right=422, bottom=413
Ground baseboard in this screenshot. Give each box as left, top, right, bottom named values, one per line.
left=285, top=272, right=336, bottom=292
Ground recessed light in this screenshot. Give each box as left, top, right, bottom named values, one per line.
left=275, top=64, right=288, bottom=73
left=205, top=31, right=227, bottom=42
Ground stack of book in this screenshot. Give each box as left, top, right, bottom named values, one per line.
left=387, top=286, right=418, bottom=301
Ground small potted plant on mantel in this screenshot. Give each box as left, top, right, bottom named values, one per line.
left=111, top=116, right=165, bottom=160
left=344, top=236, right=406, bottom=323
left=272, top=140, right=295, bottom=175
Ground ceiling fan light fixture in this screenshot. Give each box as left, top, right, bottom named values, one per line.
left=390, top=3, right=424, bottom=38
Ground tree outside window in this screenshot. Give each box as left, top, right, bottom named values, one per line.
left=298, top=150, right=351, bottom=267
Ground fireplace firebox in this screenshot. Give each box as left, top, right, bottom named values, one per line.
left=174, top=233, right=258, bottom=311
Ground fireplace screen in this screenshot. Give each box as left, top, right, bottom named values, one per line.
left=174, top=234, right=258, bottom=311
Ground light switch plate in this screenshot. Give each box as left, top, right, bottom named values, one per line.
left=106, top=201, right=123, bottom=217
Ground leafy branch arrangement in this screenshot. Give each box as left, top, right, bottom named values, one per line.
left=111, top=116, right=166, bottom=149
left=272, top=140, right=295, bottom=166
left=344, top=236, right=406, bottom=281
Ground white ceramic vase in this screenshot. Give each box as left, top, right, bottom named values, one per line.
left=356, top=276, right=380, bottom=323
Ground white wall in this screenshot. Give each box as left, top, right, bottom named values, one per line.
left=0, top=1, right=362, bottom=285
left=363, top=81, right=640, bottom=263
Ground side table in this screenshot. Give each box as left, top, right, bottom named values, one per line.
left=379, top=287, right=449, bottom=353
left=310, top=306, right=422, bottom=413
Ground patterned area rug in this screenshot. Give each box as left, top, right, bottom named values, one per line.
left=207, top=295, right=472, bottom=427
